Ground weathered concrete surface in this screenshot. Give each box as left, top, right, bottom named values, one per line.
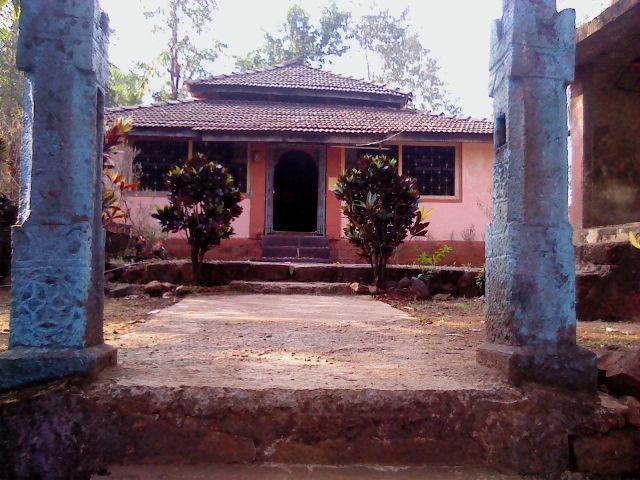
left=0, top=0, right=116, bottom=390
left=103, top=294, right=501, bottom=390
left=95, top=464, right=525, bottom=479
left=481, top=0, right=596, bottom=391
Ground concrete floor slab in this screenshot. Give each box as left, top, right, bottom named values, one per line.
left=100, top=294, right=506, bottom=391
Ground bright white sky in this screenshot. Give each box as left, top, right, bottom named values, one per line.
left=101, top=0, right=611, bottom=118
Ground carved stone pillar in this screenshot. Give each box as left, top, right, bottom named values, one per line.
left=478, top=0, right=597, bottom=391
left=0, top=0, right=116, bottom=391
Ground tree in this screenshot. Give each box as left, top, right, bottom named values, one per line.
left=144, top=0, right=225, bottom=100
left=0, top=4, right=23, bottom=201
left=333, top=155, right=430, bottom=289
left=235, top=3, right=351, bottom=70
left=353, top=8, right=460, bottom=114
left=153, top=155, right=243, bottom=284
left=106, top=64, right=149, bottom=107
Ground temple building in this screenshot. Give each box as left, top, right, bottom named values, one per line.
left=107, top=61, right=494, bottom=264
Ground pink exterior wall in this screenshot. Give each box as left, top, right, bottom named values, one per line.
left=419, top=142, right=493, bottom=242
left=122, top=140, right=493, bottom=265
left=339, top=142, right=494, bottom=243
left=124, top=193, right=251, bottom=239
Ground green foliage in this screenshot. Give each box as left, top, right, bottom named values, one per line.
left=152, top=154, right=243, bottom=284
left=144, top=0, right=225, bottom=100
left=0, top=6, right=23, bottom=201
left=417, top=244, right=452, bottom=281
left=333, top=155, right=429, bottom=289
left=106, top=64, right=149, bottom=107
left=103, top=118, right=139, bottom=226
left=353, top=8, right=460, bottom=114
left=235, top=3, right=351, bottom=70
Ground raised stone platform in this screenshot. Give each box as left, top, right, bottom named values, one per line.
left=1, top=294, right=637, bottom=479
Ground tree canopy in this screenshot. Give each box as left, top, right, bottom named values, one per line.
left=235, top=3, right=351, bottom=70
left=106, top=65, right=149, bottom=107
left=354, top=8, right=460, bottom=114
left=143, top=0, right=225, bottom=100
left=235, top=4, right=459, bottom=114
left=0, top=4, right=22, bottom=200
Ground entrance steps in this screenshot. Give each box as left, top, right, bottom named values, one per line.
left=3, top=380, right=620, bottom=478
left=261, top=234, right=331, bottom=263
left=227, top=280, right=353, bottom=295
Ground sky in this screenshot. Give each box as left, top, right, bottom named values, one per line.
left=101, top=0, right=611, bottom=118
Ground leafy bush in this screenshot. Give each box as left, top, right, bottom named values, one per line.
left=333, top=155, right=429, bottom=288
left=417, top=244, right=452, bottom=281
left=103, top=117, right=138, bottom=226
left=153, top=154, right=243, bottom=284
left=631, top=231, right=640, bottom=251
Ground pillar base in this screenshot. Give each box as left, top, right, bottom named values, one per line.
left=0, top=344, right=117, bottom=392
left=477, top=342, right=597, bottom=392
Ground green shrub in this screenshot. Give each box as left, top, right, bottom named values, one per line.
left=333, top=155, right=429, bottom=289
left=417, top=244, right=452, bottom=281
left=153, top=154, right=243, bottom=284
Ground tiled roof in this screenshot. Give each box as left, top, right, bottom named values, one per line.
left=188, top=61, right=411, bottom=100
left=107, top=99, right=493, bottom=137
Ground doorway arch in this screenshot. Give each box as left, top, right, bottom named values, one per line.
left=273, top=150, right=319, bottom=232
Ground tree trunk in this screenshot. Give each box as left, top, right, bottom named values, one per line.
left=190, top=245, right=202, bottom=285
left=372, top=253, right=388, bottom=290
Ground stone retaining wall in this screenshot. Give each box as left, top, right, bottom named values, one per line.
left=107, top=261, right=483, bottom=298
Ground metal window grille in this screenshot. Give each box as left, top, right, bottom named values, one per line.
left=402, top=146, right=456, bottom=197
left=133, top=141, right=188, bottom=191
left=345, top=146, right=399, bottom=172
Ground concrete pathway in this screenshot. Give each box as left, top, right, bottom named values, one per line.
left=101, top=293, right=504, bottom=391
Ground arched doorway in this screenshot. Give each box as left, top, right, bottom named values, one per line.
left=273, top=150, right=319, bottom=232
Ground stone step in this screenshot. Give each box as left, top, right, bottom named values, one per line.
left=96, top=464, right=523, bottom=479
left=227, top=280, right=352, bottom=295
left=260, top=257, right=332, bottom=264
left=5, top=381, right=620, bottom=478
left=262, top=235, right=330, bottom=248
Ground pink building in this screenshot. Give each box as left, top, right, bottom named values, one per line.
left=107, top=62, right=494, bottom=266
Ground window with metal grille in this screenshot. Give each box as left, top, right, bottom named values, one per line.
left=402, top=146, right=457, bottom=197
left=345, top=146, right=399, bottom=172
left=133, top=141, right=188, bottom=191
left=194, top=142, right=248, bottom=193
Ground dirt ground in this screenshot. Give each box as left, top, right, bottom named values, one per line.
left=1, top=287, right=639, bottom=359
left=380, top=294, right=640, bottom=355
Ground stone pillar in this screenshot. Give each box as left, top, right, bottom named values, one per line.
left=478, top=0, right=597, bottom=391
left=0, top=0, right=116, bottom=391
